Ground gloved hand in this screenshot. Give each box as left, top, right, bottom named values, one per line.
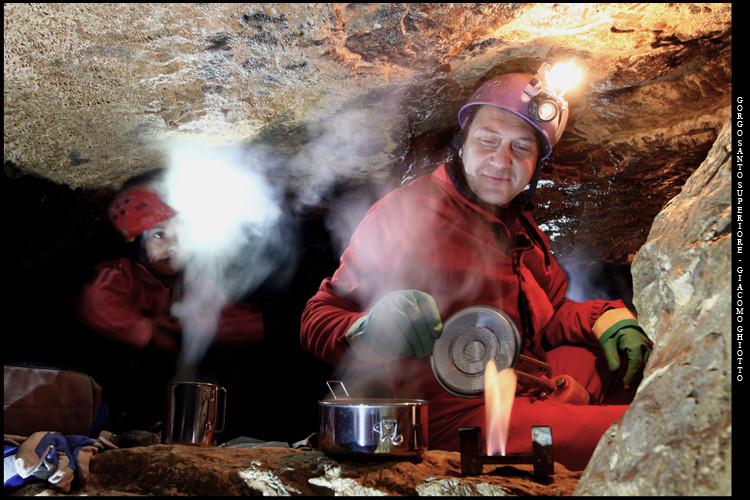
left=346, top=290, right=443, bottom=361
left=600, top=322, right=653, bottom=389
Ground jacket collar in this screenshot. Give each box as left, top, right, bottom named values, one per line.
left=133, top=260, right=182, bottom=289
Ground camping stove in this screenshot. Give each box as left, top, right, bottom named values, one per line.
left=458, top=426, right=554, bottom=477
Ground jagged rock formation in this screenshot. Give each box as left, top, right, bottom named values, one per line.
left=575, top=120, right=732, bottom=496
left=3, top=3, right=734, bottom=496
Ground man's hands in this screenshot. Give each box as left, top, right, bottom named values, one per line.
left=600, top=324, right=653, bottom=389
left=346, top=290, right=443, bottom=361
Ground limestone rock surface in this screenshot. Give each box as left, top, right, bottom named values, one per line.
left=2, top=4, right=735, bottom=497
left=3, top=3, right=733, bottom=263
left=575, top=120, right=732, bottom=496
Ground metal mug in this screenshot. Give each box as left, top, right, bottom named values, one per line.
left=162, top=382, right=226, bottom=446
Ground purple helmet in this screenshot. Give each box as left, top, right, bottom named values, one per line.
left=458, top=69, right=569, bottom=160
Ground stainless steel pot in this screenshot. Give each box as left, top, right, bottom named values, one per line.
left=318, top=382, right=428, bottom=458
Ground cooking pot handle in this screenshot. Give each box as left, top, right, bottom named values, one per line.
left=326, top=380, right=350, bottom=399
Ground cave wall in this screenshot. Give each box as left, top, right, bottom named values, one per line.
left=576, top=119, right=732, bottom=496
left=4, top=3, right=733, bottom=264
left=2, top=3, right=735, bottom=495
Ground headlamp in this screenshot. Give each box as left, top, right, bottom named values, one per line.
left=527, top=92, right=563, bottom=123
left=523, top=62, right=581, bottom=123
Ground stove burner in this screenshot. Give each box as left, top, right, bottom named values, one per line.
left=459, top=426, right=554, bottom=477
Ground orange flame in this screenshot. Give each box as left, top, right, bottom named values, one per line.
left=484, top=359, right=517, bottom=456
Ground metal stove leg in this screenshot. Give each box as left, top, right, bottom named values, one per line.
left=531, top=426, right=553, bottom=476
left=459, top=427, right=483, bottom=476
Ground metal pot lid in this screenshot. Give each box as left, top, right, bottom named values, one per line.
left=430, top=305, right=521, bottom=398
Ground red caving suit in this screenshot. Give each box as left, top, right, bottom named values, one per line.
left=77, top=257, right=264, bottom=350
left=77, top=257, right=264, bottom=432
left=301, top=163, right=639, bottom=471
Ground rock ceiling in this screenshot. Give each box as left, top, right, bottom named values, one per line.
left=3, top=3, right=733, bottom=264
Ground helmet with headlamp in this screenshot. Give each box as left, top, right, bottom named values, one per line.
left=458, top=62, right=580, bottom=160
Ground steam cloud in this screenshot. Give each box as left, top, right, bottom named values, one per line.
left=286, top=107, right=396, bottom=212
left=160, top=96, right=405, bottom=384
left=161, top=142, right=289, bottom=381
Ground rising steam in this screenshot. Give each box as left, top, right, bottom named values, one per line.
left=286, top=106, right=396, bottom=212
left=161, top=142, right=288, bottom=381
left=159, top=96, right=406, bottom=383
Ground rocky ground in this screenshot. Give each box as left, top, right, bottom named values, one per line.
left=10, top=445, right=582, bottom=496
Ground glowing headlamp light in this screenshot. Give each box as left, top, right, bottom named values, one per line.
left=524, top=62, right=582, bottom=123
left=527, top=91, right=562, bottom=123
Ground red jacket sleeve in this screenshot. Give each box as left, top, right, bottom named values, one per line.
left=76, top=258, right=154, bottom=349
left=301, top=277, right=365, bottom=366
left=519, top=213, right=630, bottom=349
left=543, top=297, right=628, bottom=348
left=78, top=258, right=265, bottom=350
left=301, top=185, right=417, bottom=367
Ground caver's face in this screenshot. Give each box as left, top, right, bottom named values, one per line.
left=143, top=217, right=184, bottom=276
left=459, top=105, right=540, bottom=208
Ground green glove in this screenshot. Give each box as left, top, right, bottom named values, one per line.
left=599, top=320, right=653, bottom=389
left=346, top=290, right=443, bottom=361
